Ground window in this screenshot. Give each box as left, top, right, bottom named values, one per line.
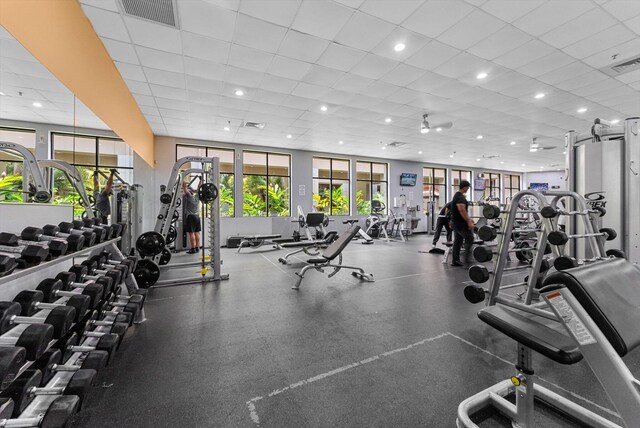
left=176, top=145, right=235, bottom=217
left=482, top=172, right=501, bottom=201
left=51, top=133, right=133, bottom=217
left=451, top=169, right=471, bottom=199
left=504, top=174, right=521, bottom=201
left=423, top=167, right=447, bottom=213
left=356, top=161, right=388, bottom=214
left=243, top=151, right=290, bottom=217
left=0, top=127, right=36, bottom=202
left=312, top=157, right=350, bottom=215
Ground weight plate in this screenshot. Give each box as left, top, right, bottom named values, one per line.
left=160, top=193, right=172, bottom=204
left=166, top=226, right=177, bottom=245
left=198, top=183, right=219, bottom=203
left=172, top=210, right=179, bottom=223
left=133, top=259, right=160, bottom=288
left=159, top=248, right=172, bottom=265
left=135, top=232, right=165, bottom=257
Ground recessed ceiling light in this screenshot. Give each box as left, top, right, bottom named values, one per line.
left=420, top=128, right=429, bottom=134
left=510, top=141, right=516, bottom=145
left=394, top=43, right=405, bottom=52
left=539, top=166, right=544, bottom=169
left=32, top=102, right=42, bottom=108
left=562, top=151, right=567, bottom=155
left=611, top=119, right=620, bottom=124
left=521, top=163, right=526, bottom=167
left=530, top=148, right=538, bottom=152
left=436, top=127, right=442, bottom=132
left=381, top=146, right=386, bottom=150
left=320, top=105, right=328, bottom=112
left=385, top=117, right=392, bottom=123
left=234, top=89, right=244, bottom=96
left=449, top=154, right=454, bottom=158
left=0, top=92, right=5, bottom=96
left=223, top=126, right=230, bottom=131
left=476, top=72, right=488, bottom=79
left=286, top=134, right=292, bottom=139
left=338, top=140, right=343, bottom=145
left=577, top=107, right=587, bottom=113
left=500, top=161, right=504, bottom=164
left=476, top=135, right=483, bottom=139
left=534, top=93, right=545, bottom=99
left=418, top=151, right=423, bottom=154
left=476, top=158, right=481, bottom=161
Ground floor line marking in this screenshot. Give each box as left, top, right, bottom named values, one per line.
left=446, top=332, right=620, bottom=419
left=146, top=294, right=192, bottom=302
left=245, top=331, right=450, bottom=426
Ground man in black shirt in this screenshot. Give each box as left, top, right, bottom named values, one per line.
left=450, top=180, right=475, bottom=266
left=432, top=202, right=452, bottom=248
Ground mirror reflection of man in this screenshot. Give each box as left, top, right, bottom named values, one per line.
left=450, top=180, right=475, bottom=267
left=93, top=171, right=114, bottom=224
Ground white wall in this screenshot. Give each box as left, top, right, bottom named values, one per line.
left=523, top=171, right=566, bottom=191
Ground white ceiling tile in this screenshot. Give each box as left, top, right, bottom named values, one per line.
left=125, top=79, right=152, bottom=95
left=267, top=56, right=312, bottom=80
left=179, top=1, right=236, bottom=41
left=316, top=43, right=367, bottom=72
left=82, top=6, right=130, bottom=43
left=224, top=66, right=264, bottom=88
left=379, top=64, right=425, bottom=87
left=405, top=40, right=460, bottom=71
left=365, top=81, right=401, bottom=98
left=370, top=28, right=430, bottom=62
left=233, top=14, right=288, bottom=53
left=239, top=0, right=300, bottom=27
left=133, top=93, right=156, bottom=107
left=228, top=44, right=274, bottom=73
left=80, top=0, right=119, bottom=12
left=516, top=51, right=576, bottom=78
left=570, top=78, right=622, bottom=97
left=602, top=0, right=640, bottom=21
left=624, top=13, right=640, bottom=35
left=512, top=1, right=595, bottom=37
left=537, top=61, right=592, bottom=85
left=406, top=71, right=452, bottom=92
left=252, top=89, right=288, bottom=105
left=322, top=89, right=356, bottom=104
left=291, top=82, right=330, bottom=99
left=332, top=73, right=375, bottom=93
left=554, top=70, right=608, bottom=91
left=616, top=68, right=640, bottom=84
left=260, top=74, right=298, bottom=94
left=385, top=88, right=420, bottom=105
left=480, top=0, right=544, bottom=23
left=0, top=39, right=38, bottom=62
left=359, top=0, right=423, bottom=25
left=135, top=46, right=184, bottom=73
left=582, top=38, right=640, bottom=68
left=181, top=32, right=230, bottom=63
left=186, top=76, right=224, bottom=94
left=183, top=57, right=226, bottom=80
left=432, top=52, right=489, bottom=79
left=101, top=38, right=138, bottom=64
left=334, top=11, right=395, bottom=51
left=402, top=0, right=475, bottom=38
left=332, top=0, right=366, bottom=9
left=277, top=30, right=331, bottom=63
left=124, top=16, right=182, bottom=53
left=115, top=62, right=146, bottom=81
left=302, top=65, right=345, bottom=87
left=350, top=53, right=399, bottom=79
left=150, top=84, right=188, bottom=101
left=562, top=24, right=636, bottom=59
left=291, top=0, right=354, bottom=40
left=144, top=68, right=186, bottom=88
left=438, top=9, right=506, bottom=51
left=493, top=39, right=555, bottom=69
left=540, top=8, right=616, bottom=49
left=202, top=0, right=240, bottom=11
left=467, top=26, right=532, bottom=60
left=430, top=80, right=472, bottom=98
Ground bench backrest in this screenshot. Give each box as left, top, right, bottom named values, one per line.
left=306, top=212, right=325, bottom=227
left=543, top=258, right=640, bottom=356
left=321, top=226, right=360, bottom=261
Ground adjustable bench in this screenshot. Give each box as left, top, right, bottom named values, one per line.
left=237, top=234, right=282, bottom=253
left=457, top=257, right=640, bottom=427
left=293, top=225, right=374, bottom=290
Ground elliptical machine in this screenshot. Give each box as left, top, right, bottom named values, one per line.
left=364, top=200, right=390, bottom=242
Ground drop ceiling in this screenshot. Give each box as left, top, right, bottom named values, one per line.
left=2, top=0, right=640, bottom=172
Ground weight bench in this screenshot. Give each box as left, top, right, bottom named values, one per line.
left=343, top=219, right=374, bottom=244
left=278, top=227, right=338, bottom=265
left=293, top=225, right=374, bottom=290
left=457, top=258, right=640, bottom=427
left=237, top=234, right=282, bottom=253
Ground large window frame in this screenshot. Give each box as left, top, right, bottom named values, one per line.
left=356, top=161, right=388, bottom=215
left=482, top=172, right=501, bottom=201
left=312, top=157, right=351, bottom=216
left=451, top=169, right=471, bottom=199
left=423, top=167, right=447, bottom=213
left=504, top=174, right=521, bottom=202
left=0, top=127, right=37, bottom=203
left=242, top=150, right=291, bottom=217
left=175, top=144, right=235, bottom=217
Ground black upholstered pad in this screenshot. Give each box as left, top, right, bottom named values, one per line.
left=478, top=305, right=583, bottom=365
left=305, top=213, right=326, bottom=227
left=320, top=226, right=360, bottom=261
left=543, top=258, right=640, bottom=357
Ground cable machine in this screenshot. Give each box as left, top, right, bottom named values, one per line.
left=0, top=141, right=51, bottom=203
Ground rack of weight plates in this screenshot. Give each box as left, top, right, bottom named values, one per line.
left=0, top=227, right=146, bottom=428
left=133, top=156, right=228, bottom=288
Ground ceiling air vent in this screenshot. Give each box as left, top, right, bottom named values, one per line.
left=242, top=121, right=266, bottom=129
left=387, top=141, right=406, bottom=147
left=600, top=55, right=640, bottom=77
left=120, top=0, right=178, bottom=28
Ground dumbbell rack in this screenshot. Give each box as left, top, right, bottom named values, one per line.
left=480, top=190, right=560, bottom=312
left=0, top=237, right=146, bottom=424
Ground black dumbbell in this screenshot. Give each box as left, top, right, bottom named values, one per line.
left=54, top=329, right=119, bottom=365
left=3, top=369, right=95, bottom=416
left=72, top=311, right=128, bottom=348
left=0, top=232, right=67, bottom=259
left=55, top=272, right=113, bottom=302
left=0, top=237, right=49, bottom=268
left=69, top=263, right=119, bottom=294
left=0, top=324, right=53, bottom=361
left=80, top=219, right=113, bottom=241
left=548, top=228, right=617, bottom=246
left=99, top=250, right=138, bottom=273
left=0, top=348, right=26, bottom=391
left=463, top=284, right=485, bottom=304
left=0, top=302, right=74, bottom=340
left=42, top=224, right=90, bottom=249
left=0, top=256, right=17, bottom=278
left=90, top=254, right=134, bottom=279
left=13, top=291, right=90, bottom=323
left=81, top=258, right=125, bottom=285
left=99, top=309, right=133, bottom=327
left=482, top=205, right=502, bottom=219
left=468, top=259, right=551, bottom=284
left=58, top=222, right=100, bottom=246
left=0, top=395, right=80, bottom=427
left=30, top=348, right=107, bottom=387
left=66, top=221, right=106, bottom=243
left=473, top=245, right=539, bottom=263
left=541, top=206, right=607, bottom=218
left=21, top=226, right=84, bottom=253
left=36, top=278, right=104, bottom=311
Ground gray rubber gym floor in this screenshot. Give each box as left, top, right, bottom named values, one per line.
left=71, top=235, right=639, bottom=427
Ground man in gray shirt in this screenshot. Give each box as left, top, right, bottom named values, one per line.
left=182, top=180, right=201, bottom=254
left=93, top=170, right=114, bottom=224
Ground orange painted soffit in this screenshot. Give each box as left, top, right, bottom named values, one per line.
left=0, top=0, right=155, bottom=167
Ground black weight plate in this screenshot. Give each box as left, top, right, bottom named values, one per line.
left=160, top=193, right=172, bottom=204
left=166, top=226, right=177, bottom=245
left=159, top=248, right=172, bottom=265
left=133, top=259, right=160, bottom=288
left=41, top=395, right=80, bottom=427
left=136, top=232, right=165, bottom=257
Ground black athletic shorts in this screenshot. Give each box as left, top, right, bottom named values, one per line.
left=185, top=214, right=201, bottom=233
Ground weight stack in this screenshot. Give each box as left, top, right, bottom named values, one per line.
left=226, top=236, right=242, bottom=249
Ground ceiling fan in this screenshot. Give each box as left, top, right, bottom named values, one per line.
left=529, top=137, right=557, bottom=152
left=421, top=114, right=453, bottom=134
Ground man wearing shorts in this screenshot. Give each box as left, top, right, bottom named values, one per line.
left=182, top=180, right=201, bottom=254
left=93, top=170, right=114, bottom=224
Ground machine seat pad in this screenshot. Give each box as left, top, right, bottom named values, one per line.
left=306, top=258, right=328, bottom=264
left=320, top=226, right=361, bottom=261
left=240, top=234, right=281, bottom=240
left=305, top=213, right=325, bottom=227
left=281, top=241, right=320, bottom=248
left=478, top=305, right=583, bottom=365
left=543, top=258, right=640, bottom=357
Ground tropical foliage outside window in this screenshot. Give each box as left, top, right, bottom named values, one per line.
left=356, top=161, right=388, bottom=215
left=312, top=157, right=350, bottom=215
left=0, top=127, right=37, bottom=203
left=423, top=167, right=447, bottom=213
left=243, top=151, right=290, bottom=217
